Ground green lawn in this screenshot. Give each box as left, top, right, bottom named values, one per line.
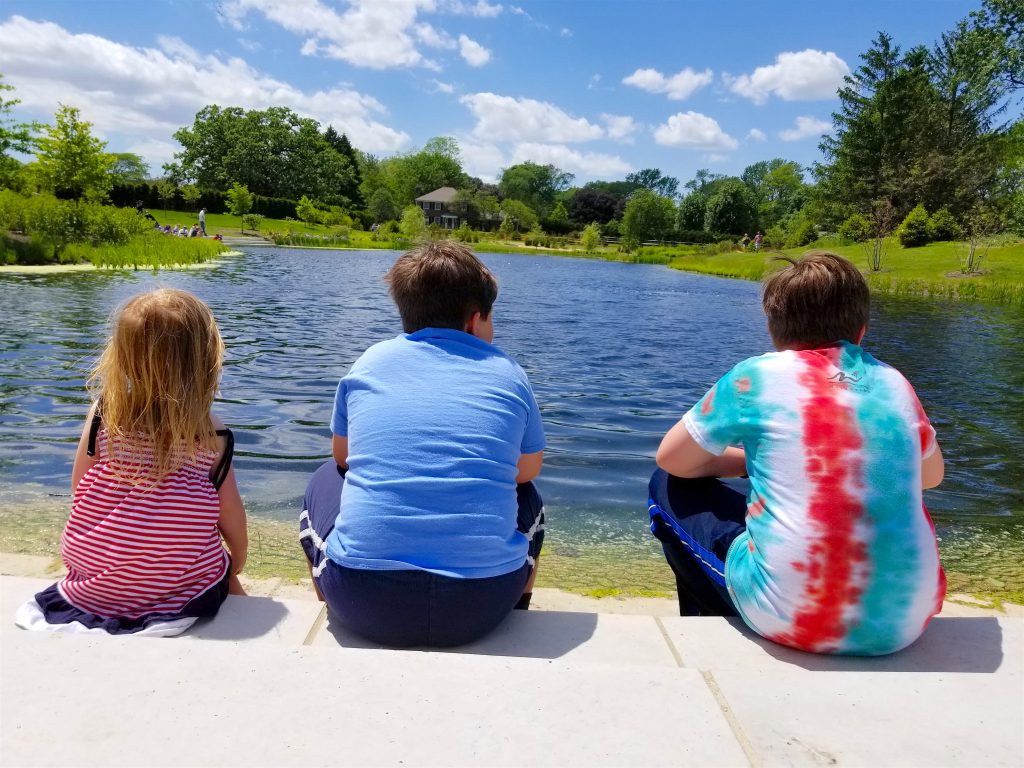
left=661, top=237, right=1024, bottom=304
left=147, top=208, right=338, bottom=237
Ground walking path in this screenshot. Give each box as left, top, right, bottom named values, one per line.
left=2, top=558, right=1021, bottom=767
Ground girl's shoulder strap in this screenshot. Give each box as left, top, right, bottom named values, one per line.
left=86, top=406, right=103, bottom=457
left=209, top=427, right=234, bottom=491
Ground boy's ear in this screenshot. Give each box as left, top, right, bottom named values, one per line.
left=465, top=311, right=482, bottom=335
left=855, top=325, right=867, bottom=345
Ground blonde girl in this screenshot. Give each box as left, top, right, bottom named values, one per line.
left=17, top=288, right=247, bottom=635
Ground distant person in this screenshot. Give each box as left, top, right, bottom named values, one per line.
left=740, top=234, right=750, bottom=250
left=198, top=208, right=207, bottom=236
left=15, top=289, right=247, bottom=636
left=753, top=231, right=763, bottom=251
left=300, top=241, right=546, bottom=647
left=190, top=225, right=200, bottom=238
left=647, top=252, right=946, bottom=655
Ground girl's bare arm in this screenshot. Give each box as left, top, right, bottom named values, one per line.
left=71, top=402, right=99, bottom=492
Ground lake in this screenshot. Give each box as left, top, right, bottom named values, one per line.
left=1, top=248, right=1022, bottom=595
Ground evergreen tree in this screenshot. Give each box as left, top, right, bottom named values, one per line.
left=323, top=126, right=364, bottom=208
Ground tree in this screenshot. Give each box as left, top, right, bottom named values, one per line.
left=677, top=192, right=707, bottom=231
left=621, top=189, right=676, bottom=246
left=684, top=168, right=724, bottom=194
left=323, top=126, right=364, bottom=207
left=625, top=168, right=680, bottom=199
left=579, top=222, right=601, bottom=253
left=156, top=179, right=178, bottom=208
left=180, top=183, right=201, bottom=210
left=568, top=187, right=617, bottom=225
left=742, top=159, right=808, bottom=229
left=33, top=105, right=114, bottom=201
left=499, top=199, right=538, bottom=232
left=367, top=187, right=398, bottom=223
left=225, top=181, right=253, bottom=231
left=296, top=195, right=321, bottom=224
left=108, top=152, right=149, bottom=183
left=970, top=0, right=1023, bottom=93
left=499, top=162, right=573, bottom=218
left=169, top=105, right=356, bottom=203
left=0, top=74, right=36, bottom=158
left=704, top=179, right=758, bottom=235
left=399, top=205, right=427, bottom=240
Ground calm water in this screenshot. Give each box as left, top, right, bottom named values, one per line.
left=1, top=249, right=1022, bottom=576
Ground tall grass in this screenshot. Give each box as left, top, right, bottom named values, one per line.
left=63, top=232, right=227, bottom=269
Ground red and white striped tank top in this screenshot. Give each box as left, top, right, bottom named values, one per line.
left=59, top=423, right=230, bottom=619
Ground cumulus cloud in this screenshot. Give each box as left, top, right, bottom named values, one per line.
left=222, top=0, right=460, bottom=70
left=432, top=79, right=456, bottom=94
left=0, top=16, right=410, bottom=170
left=600, top=113, right=639, bottom=143
left=458, top=34, right=491, bottom=66
left=444, top=1, right=504, bottom=17
left=653, top=112, right=738, bottom=150
left=728, top=49, right=850, bottom=104
left=622, top=67, right=713, bottom=100
left=747, top=128, right=767, bottom=142
left=779, top=116, right=831, bottom=141
left=460, top=92, right=604, bottom=143
left=510, top=143, right=631, bottom=177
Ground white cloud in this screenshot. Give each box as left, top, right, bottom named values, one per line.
left=458, top=34, right=491, bottom=66
left=444, top=1, right=504, bottom=17
left=461, top=92, right=604, bottom=143
left=706, top=153, right=729, bottom=163
left=560, top=27, right=573, bottom=38
left=432, top=79, right=456, bottom=94
left=622, top=67, right=713, bottom=100
left=587, top=74, right=601, bottom=90
left=728, top=49, right=849, bottom=104
left=223, top=0, right=441, bottom=70
left=779, top=115, right=831, bottom=141
left=416, top=23, right=457, bottom=50
left=747, top=128, right=767, bottom=142
left=601, top=113, right=639, bottom=143
left=0, top=16, right=410, bottom=169
left=459, top=138, right=507, bottom=182
left=653, top=111, right=738, bottom=150
left=236, top=37, right=262, bottom=52
left=510, top=143, right=631, bottom=177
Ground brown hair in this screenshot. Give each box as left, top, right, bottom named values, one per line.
left=761, top=251, right=869, bottom=349
left=384, top=240, right=498, bottom=333
left=88, top=288, right=224, bottom=484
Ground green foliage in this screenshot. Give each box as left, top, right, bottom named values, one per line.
left=400, top=205, right=427, bottom=240
left=625, top=168, right=679, bottom=198
left=579, top=222, right=601, bottom=253
left=568, top=187, right=617, bottom=226
left=180, top=184, right=201, bottom=209
left=498, top=161, right=573, bottom=218
left=241, top=213, right=264, bottom=231
left=0, top=74, right=36, bottom=158
left=898, top=204, right=932, bottom=247
left=108, top=153, right=149, bottom=183
left=359, top=137, right=467, bottom=212
left=269, top=231, right=352, bottom=248
left=622, top=189, right=676, bottom=244
left=677, top=192, right=706, bottom=231
left=367, top=187, right=398, bottom=223
left=838, top=213, right=872, bottom=242
left=764, top=225, right=787, bottom=249
left=785, top=217, right=819, bottom=248
left=927, top=207, right=963, bottom=241
left=548, top=201, right=569, bottom=225
left=295, top=195, right=321, bottom=225
left=454, top=222, right=480, bottom=243
left=33, top=105, right=114, bottom=201
left=225, top=182, right=253, bottom=228
left=499, top=199, right=538, bottom=232
left=703, top=179, right=757, bottom=235
left=156, top=179, right=178, bottom=207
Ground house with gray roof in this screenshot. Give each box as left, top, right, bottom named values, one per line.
left=415, top=187, right=463, bottom=229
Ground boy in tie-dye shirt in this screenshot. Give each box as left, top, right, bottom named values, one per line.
left=648, top=252, right=946, bottom=655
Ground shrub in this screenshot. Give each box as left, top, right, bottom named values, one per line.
left=764, top=225, right=787, bottom=249
left=579, top=222, right=601, bottom=253
left=927, top=207, right=962, bottom=242
left=242, top=213, right=264, bottom=231
left=838, top=213, right=871, bottom=243
left=897, top=204, right=931, bottom=247
left=785, top=218, right=818, bottom=248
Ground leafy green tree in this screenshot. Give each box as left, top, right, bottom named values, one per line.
left=897, top=204, right=932, bottom=247
left=970, top=0, right=1023, bottom=93
left=296, top=195, right=321, bottom=224
left=108, top=152, right=149, bottom=182
left=400, top=205, right=427, bottom=240
left=499, top=199, right=538, bottom=232
left=367, top=187, right=398, bottom=223
left=568, top=187, right=617, bottom=225
left=704, top=179, right=757, bottom=235
left=0, top=74, right=36, bottom=162
left=927, top=207, right=963, bottom=240
left=323, top=126, right=364, bottom=207
left=180, top=183, right=201, bottom=210
left=225, top=181, right=253, bottom=231
left=838, top=213, right=871, bottom=242
left=499, top=162, right=573, bottom=218
left=579, top=222, right=601, bottom=253
left=622, top=189, right=676, bottom=245
left=684, top=169, right=724, bottom=194
left=677, top=192, right=707, bottom=231
left=156, top=179, right=178, bottom=208
left=33, top=105, right=114, bottom=201
left=625, top=168, right=680, bottom=199
left=548, top=201, right=569, bottom=225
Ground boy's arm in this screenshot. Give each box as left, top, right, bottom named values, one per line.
left=516, top=451, right=543, bottom=483
left=922, top=442, right=944, bottom=489
left=71, top=402, right=99, bottom=492
left=332, top=435, right=349, bottom=469
left=656, top=418, right=747, bottom=478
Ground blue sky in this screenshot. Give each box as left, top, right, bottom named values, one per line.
left=0, top=0, right=988, bottom=186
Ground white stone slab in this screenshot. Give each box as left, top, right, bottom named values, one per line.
left=185, top=595, right=325, bottom=645
left=661, top=616, right=1023, bottom=675
left=1, top=628, right=748, bottom=767
left=313, top=608, right=680, bottom=666
left=712, top=667, right=1024, bottom=767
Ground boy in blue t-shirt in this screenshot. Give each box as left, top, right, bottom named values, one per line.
left=300, top=241, right=545, bottom=647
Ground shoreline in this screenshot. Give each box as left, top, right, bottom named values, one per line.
left=0, top=250, right=242, bottom=274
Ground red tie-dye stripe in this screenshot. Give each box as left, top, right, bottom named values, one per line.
left=772, top=348, right=867, bottom=652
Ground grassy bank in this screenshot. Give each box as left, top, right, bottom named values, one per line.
left=1, top=230, right=228, bottom=269
left=659, top=238, right=1024, bottom=304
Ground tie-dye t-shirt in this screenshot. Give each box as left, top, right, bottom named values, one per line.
left=683, top=342, right=946, bottom=655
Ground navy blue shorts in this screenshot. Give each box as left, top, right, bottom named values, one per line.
left=299, top=460, right=545, bottom=647
left=647, top=469, right=748, bottom=617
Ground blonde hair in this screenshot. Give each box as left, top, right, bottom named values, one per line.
left=88, top=288, right=224, bottom=484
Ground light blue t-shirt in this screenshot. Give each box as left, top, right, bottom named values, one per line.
left=326, top=328, right=546, bottom=578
